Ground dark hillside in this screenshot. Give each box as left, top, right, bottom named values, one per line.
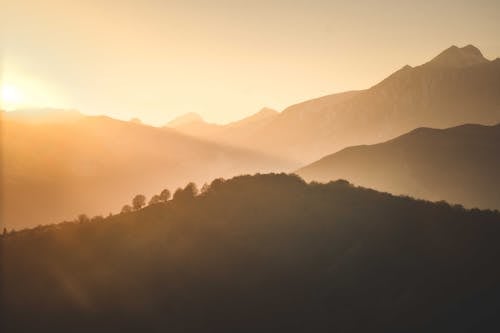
left=2, top=174, right=500, bottom=332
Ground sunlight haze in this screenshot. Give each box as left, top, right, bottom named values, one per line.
left=3, top=2, right=500, bottom=331
left=2, top=0, right=500, bottom=124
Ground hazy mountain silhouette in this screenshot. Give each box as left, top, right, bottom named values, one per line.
left=428, top=44, right=489, bottom=67
left=298, top=123, right=500, bottom=210
left=1, top=110, right=290, bottom=229
left=167, top=112, right=206, bottom=127
left=166, top=107, right=280, bottom=145
left=3, top=174, right=500, bottom=332
left=166, top=112, right=222, bottom=138
left=168, top=45, right=500, bottom=163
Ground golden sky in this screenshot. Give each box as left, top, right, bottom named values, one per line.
left=1, top=0, right=499, bottom=125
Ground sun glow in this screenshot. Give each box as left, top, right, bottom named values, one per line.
left=1, top=84, right=25, bottom=110
left=0, top=71, right=71, bottom=111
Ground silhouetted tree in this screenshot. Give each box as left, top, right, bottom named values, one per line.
left=77, top=214, right=90, bottom=224
left=173, top=188, right=183, bottom=201
left=132, top=194, right=146, bottom=210
left=159, top=189, right=171, bottom=202
left=185, top=182, right=198, bottom=196
left=121, top=204, right=133, bottom=214
left=2, top=227, right=6, bottom=236
left=91, top=215, right=104, bottom=223
left=173, top=182, right=198, bottom=202
left=200, top=183, right=210, bottom=194
left=208, top=178, right=225, bottom=193
left=149, top=195, right=161, bottom=205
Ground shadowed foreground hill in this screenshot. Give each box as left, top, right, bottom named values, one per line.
left=2, top=174, right=500, bottom=332
left=297, top=123, right=500, bottom=210
left=1, top=110, right=290, bottom=229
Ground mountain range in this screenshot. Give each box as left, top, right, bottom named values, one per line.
left=1, top=110, right=289, bottom=229
left=2, top=44, right=499, bottom=229
left=165, top=107, right=280, bottom=146
left=168, top=45, right=500, bottom=163
left=297, top=123, right=500, bottom=210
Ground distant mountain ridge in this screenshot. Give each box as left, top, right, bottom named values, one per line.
left=1, top=111, right=291, bottom=228
left=229, top=107, right=278, bottom=127
left=168, top=45, right=500, bottom=163
left=3, top=44, right=499, bottom=227
left=428, top=44, right=489, bottom=67
left=166, top=107, right=281, bottom=147
left=167, top=112, right=205, bottom=127
left=297, top=123, right=500, bottom=210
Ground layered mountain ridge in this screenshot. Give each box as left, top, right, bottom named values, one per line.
left=1, top=111, right=290, bottom=228
left=3, top=44, right=499, bottom=228
left=297, top=123, right=500, bottom=210
left=169, top=44, right=500, bottom=163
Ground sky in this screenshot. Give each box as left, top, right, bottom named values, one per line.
left=1, top=0, right=499, bottom=125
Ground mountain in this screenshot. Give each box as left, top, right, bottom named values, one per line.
left=228, top=107, right=278, bottom=127
left=428, top=44, right=489, bottom=67
left=166, top=107, right=280, bottom=147
left=166, top=112, right=223, bottom=139
left=3, top=174, right=500, bottom=332
left=1, top=110, right=290, bottom=229
left=297, top=123, right=500, bottom=210
left=168, top=108, right=278, bottom=131
left=170, top=45, right=500, bottom=163
left=255, top=44, right=500, bottom=162
left=167, top=112, right=205, bottom=127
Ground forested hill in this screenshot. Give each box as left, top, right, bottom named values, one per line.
left=2, top=173, right=500, bottom=332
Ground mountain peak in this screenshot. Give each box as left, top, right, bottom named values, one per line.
left=256, top=107, right=278, bottom=117
left=428, top=44, right=488, bottom=67
left=167, top=112, right=205, bottom=127
left=231, top=107, right=278, bottom=126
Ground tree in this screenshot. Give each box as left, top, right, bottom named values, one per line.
left=149, top=195, right=161, bottom=205
left=121, top=204, right=133, bottom=214
left=173, top=188, right=183, bottom=201
left=159, top=189, right=171, bottom=202
left=200, top=183, right=210, bottom=194
left=185, top=182, right=199, bottom=197
left=173, top=183, right=198, bottom=201
left=210, top=178, right=225, bottom=189
left=132, top=194, right=146, bottom=210
left=77, top=214, right=90, bottom=223
left=91, top=215, right=104, bottom=223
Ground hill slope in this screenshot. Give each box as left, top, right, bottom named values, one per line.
left=1, top=111, right=290, bottom=229
left=2, top=174, right=500, bottom=332
left=297, top=123, right=500, bottom=210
